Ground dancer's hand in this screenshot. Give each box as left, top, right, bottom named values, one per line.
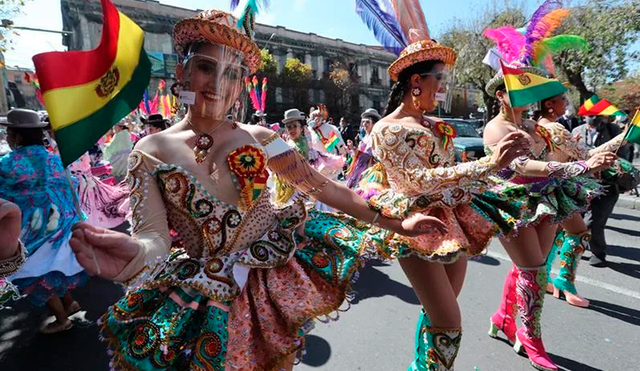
left=397, top=213, right=449, bottom=237
left=586, top=151, right=617, bottom=172
left=70, top=222, right=140, bottom=279
left=0, top=199, right=21, bottom=258
left=491, top=132, right=530, bottom=168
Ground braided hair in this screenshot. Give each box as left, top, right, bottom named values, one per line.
left=383, top=60, right=443, bottom=116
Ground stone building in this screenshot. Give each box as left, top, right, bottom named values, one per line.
left=60, top=0, right=397, bottom=122
left=4, top=67, right=43, bottom=110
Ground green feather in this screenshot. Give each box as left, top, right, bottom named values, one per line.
left=534, top=35, right=588, bottom=66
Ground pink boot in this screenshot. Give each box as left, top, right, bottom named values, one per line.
left=488, top=265, right=518, bottom=344
left=513, top=266, right=558, bottom=371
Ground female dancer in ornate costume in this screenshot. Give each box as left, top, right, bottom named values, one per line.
left=68, top=152, right=129, bottom=228
left=69, top=9, right=440, bottom=371
left=354, top=1, right=531, bottom=369
left=482, top=4, right=619, bottom=369
left=537, top=94, right=624, bottom=307
left=0, top=109, right=87, bottom=333
left=345, top=108, right=381, bottom=189
left=0, top=198, right=25, bottom=308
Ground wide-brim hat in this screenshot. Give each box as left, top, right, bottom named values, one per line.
left=282, top=108, right=306, bottom=124
left=2, top=109, right=47, bottom=128
left=173, top=10, right=261, bottom=74
left=485, top=66, right=551, bottom=97
left=252, top=110, right=266, bottom=118
left=141, top=114, right=169, bottom=129
left=388, top=40, right=457, bottom=82
left=361, top=108, right=382, bottom=121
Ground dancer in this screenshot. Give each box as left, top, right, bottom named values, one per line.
left=537, top=94, right=624, bottom=306
left=68, top=152, right=129, bottom=228
left=68, top=9, right=442, bottom=371
left=345, top=108, right=380, bottom=189
left=0, top=198, right=25, bottom=308
left=308, top=105, right=348, bottom=157
left=354, top=2, right=531, bottom=369
left=103, top=120, right=134, bottom=181
left=0, top=109, right=87, bottom=333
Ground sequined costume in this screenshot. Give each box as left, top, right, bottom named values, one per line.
left=359, top=121, right=524, bottom=262
left=0, top=146, right=87, bottom=306
left=101, top=133, right=388, bottom=371
left=487, top=122, right=606, bottom=230
left=68, top=153, right=129, bottom=228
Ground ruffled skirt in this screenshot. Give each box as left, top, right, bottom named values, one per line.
left=490, top=169, right=602, bottom=229
left=99, top=209, right=385, bottom=371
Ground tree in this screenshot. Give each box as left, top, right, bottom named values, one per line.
left=598, top=73, right=640, bottom=112
left=555, top=0, right=640, bottom=101
left=0, top=0, right=31, bottom=52
left=258, top=49, right=277, bottom=75
left=439, top=6, right=526, bottom=118
left=281, top=57, right=312, bottom=108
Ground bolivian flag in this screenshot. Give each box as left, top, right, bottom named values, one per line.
left=500, top=61, right=567, bottom=108
left=577, top=95, right=626, bottom=117
left=624, top=107, right=640, bottom=145
left=324, top=132, right=341, bottom=152
left=33, top=0, right=150, bottom=166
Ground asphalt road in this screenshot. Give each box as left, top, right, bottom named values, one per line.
left=1, top=207, right=639, bottom=371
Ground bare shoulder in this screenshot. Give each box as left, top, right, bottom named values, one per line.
left=483, top=118, right=516, bottom=145
left=133, top=129, right=174, bottom=157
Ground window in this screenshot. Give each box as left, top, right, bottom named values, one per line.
left=371, top=66, right=381, bottom=85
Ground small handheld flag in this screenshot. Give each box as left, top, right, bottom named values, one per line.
left=500, top=61, right=567, bottom=107
left=577, top=95, right=626, bottom=117
left=624, top=107, right=640, bottom=145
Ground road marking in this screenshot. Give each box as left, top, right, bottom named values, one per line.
left=486, top=250, right=640, bottom=301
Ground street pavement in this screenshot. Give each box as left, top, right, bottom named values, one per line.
left=1, top=206, right=639, bottom=371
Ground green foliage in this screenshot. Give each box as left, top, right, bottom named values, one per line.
left=281, top=57, right=312, bottom=85
left=599, top=73, right=640, bottom=112
left=258, top=49, right=277, bottom=75
left=0, top=0, right=31, bottom=52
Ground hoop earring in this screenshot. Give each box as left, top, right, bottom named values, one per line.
left=170, top=82, right=183, bottom=97
left=411, top=87, right=422, bottom=110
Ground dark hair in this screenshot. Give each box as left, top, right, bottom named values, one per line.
left=8, top=127, right=45, bottom=147
left=384, top=60, right=442, bottom=115
left=490, top=83, right=506, bottom=118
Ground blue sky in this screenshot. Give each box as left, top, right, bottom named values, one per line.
left=3, top=0, right=637, bottom=71
left=4, top=0, right=545, bottom=69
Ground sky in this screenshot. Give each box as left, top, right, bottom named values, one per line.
left=3, top=0, right=545, bottom=69
left=3, top=0, right=637, bottom=71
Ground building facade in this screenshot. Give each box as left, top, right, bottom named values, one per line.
left=60, top=0, right=397, bottom=123
left=4, top=67, right=43, bottom=110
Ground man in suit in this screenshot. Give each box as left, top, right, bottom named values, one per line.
left=558, top=105, right=579, bottom=132
left=338, top=117, right=356, bottom=144
left=572, top=116, right=622, bottom=267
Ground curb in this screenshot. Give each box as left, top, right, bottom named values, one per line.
left=617, top=195, right=640, bottom=210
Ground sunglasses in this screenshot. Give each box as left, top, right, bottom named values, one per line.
left=285, top=123, right=301, bottom=129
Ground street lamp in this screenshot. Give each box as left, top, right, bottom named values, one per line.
left=1, top=19, right=73, bottom=35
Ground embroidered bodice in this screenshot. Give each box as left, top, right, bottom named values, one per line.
left=539, top=121, right=625, bottom=162
left=371, top=122, right=498, bottom=199
left=121, top=135, right=309, bottom=303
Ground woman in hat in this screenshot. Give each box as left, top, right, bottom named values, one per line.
left=345, top=108, right=381, bottom=189
left=0, top=198, right=25, bottom=308
left=68, top=10, right=442, bottom=371
left=275, top=108, right=344, bottom=210
left=141, top=114, right=169, bottom=136
left=354, top=2, right=531, bottom=369
left=0, top=109, right=87, bottom=333
left=481, top=13, right=618, bottom=369
left=308, top=105, right=348, bottom=157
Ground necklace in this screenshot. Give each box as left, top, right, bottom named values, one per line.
left=187, top=119, right=228, bottom=164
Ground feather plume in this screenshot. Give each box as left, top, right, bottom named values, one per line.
left=521, top=0, right=563, bottom=63
left=356, top=0, right=407, bottom=55
left=230, top=0, right=240, bottom=10
left=391, top=0, right=429, bottom=43
left=261, top=77, right=268, bottom=112
left=533, top=35, right=587, bottom=72
left=483, top=27, right=525, bottom=64
left=236, top=0, right=272, bottom=36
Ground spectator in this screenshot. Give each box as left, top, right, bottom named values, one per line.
left=339, top=116, right=356, bottom=143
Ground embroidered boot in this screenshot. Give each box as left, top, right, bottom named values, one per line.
left=513, top=266, right=558, bottom=371
left=488, top=265, right=518, bottom=344
left=408, top=311, right=462, bottom=371
left=544, top=231, right=563, bottom=294
left=552, top=231, right=590, bottom=307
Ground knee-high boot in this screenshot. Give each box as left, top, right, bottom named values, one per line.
left=513, top=265, right=558, bottom=371
left=488, top=265, right=518, bottom=344
left=544, top=231, right=564, bottom=293
left=409, top=311, right=462, bottom=371
left=552, top=231, right=590, bottom=307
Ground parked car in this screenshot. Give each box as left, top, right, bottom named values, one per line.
left=444, top=119, right=486, bottom=162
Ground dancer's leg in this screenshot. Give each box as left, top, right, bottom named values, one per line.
left=554, top=214, right=591, bottom=307
left=401, top=258, right=462, bottom=371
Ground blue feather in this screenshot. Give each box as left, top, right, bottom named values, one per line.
left=230, top=0, right=240, bottom=10
left=355, top=0, right=407, bottom=55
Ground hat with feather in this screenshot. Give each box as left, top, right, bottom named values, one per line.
left=354, top=0, right=457, bottom=81
left=483, top=0, right=588, bottom=96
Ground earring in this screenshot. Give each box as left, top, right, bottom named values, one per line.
left=548, top=108, right=554, bottom=113
left=411, top=87, right=422, bottom=110
left=170, top=81, right=183, bottom=97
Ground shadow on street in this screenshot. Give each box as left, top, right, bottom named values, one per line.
left=350, top=265, right=419, bottom=305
